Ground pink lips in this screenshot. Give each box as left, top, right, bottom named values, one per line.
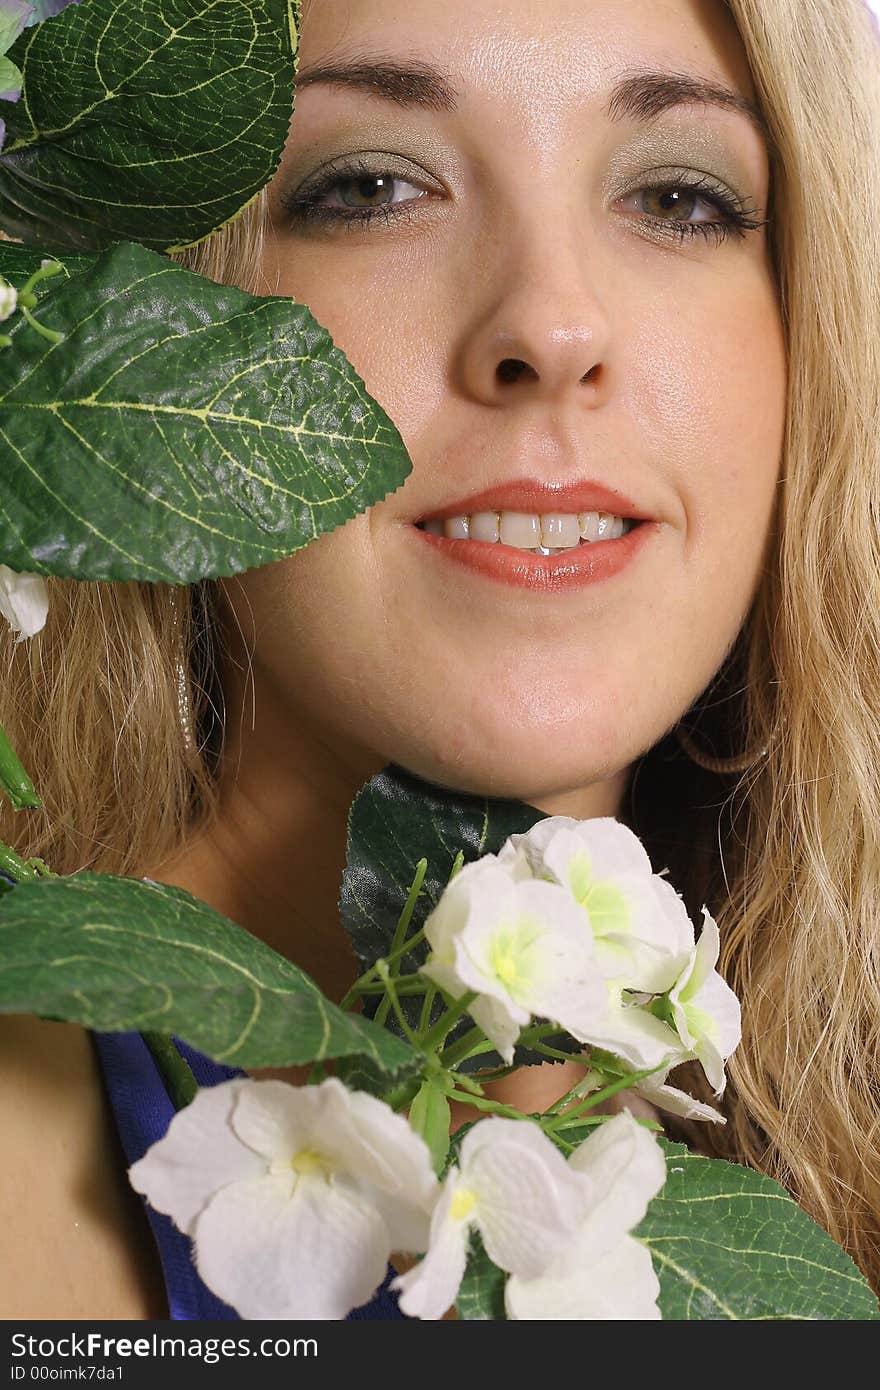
left=416, top=478, right=653, bottom=525
left=411, top=517, right=658, bottom=593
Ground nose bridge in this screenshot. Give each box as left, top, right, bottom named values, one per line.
left=457, top=158, right=611, bottom=401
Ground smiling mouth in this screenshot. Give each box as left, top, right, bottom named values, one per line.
left=414, top=514, right=642, bottom=556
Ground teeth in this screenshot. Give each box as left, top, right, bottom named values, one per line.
left=422, top=509, right=633, bottom=549
left=499, top=512, right=542, bottom=548
left=469, top=511, right=500, bottom=543
left=443, top=515, right=470, bottom=540
left=541, top=513, right=581, bottom=548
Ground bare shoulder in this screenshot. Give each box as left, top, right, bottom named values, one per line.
left=0, top=1013, right=167, bottom=1318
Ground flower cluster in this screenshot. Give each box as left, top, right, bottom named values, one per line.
left=130, top=1078, right=665, bottom=1320
left=129, top=815, right=742, bottom=1321
left=422, top=816, right=741, bottom=1116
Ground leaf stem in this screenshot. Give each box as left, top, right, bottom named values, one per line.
left=374, top=858, right=428, bottom=1027
left=0, top=720, right=42, bottom=812
left=141, top=1032, right=199, bottom=1110
left=418, top=992, right=478, bottom=1054
left=375, top=960, right=421, bottom=1047
left=0, top=837, right=55, bottom=883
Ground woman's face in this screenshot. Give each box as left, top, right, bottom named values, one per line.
left=223, top=0, right=786, bottom=810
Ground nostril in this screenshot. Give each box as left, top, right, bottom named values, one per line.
left=497, top=358, right=533, bottom=384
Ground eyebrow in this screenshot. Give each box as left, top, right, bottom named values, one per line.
left=294, top=56, right=771, bottom=145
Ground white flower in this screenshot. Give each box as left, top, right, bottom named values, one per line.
left=583, top=978, right=690, bottom=1074
left=667, top=908, right=741, bottom=1095
left=390, top=1116, right=593, bottom=1319
left=0, top=282, right=16, bottom=321
left=498, top=817, right=693, bottom=993
left=421, top=855, right=607, bottom=1064
left=129, top=1076, right=440, bottom=1320
left=505, top=1110, right=667, bottom=1319
left=0, top=564, right=48, bottom=642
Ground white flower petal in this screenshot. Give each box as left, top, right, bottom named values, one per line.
left=227, top=1077, right=314, bottom=1160
left=456, top=878, right=606, bottom=1037
left=497, top=816, right=585, bottom=876
left=193, top=1172, right=391, bottom=1320
left=462, top=1117, right=592, bottom=1279
left=636, top=1079, right=726, bottom=1123
left=334, top=1084, right=439, bottom=1207
left=390, top=1169, right=471, bottom=1320
left=467, top=992, right=524, bottom=1065
left=567, top=1111, right=667, bottom=1258
left=506, top=1234, right=660, bottom=1320
left=128, top=1079, right=264, bottom=1234
left=585, top=984, right=688, bottom=1072
left=0, top=566, right=48, bottom=642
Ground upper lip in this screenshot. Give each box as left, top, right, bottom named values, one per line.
left=415, top=478, right=653, bottom=524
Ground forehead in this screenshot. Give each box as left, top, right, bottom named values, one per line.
left=295, top=0, right=759, bottom=115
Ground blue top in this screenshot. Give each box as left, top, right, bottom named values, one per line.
left=90, top=1029, right=406, bottom=1321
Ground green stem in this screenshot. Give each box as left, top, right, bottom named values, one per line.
left=0, top=721, right=41, bottom=812
left=439, top=1025, right=495, bottom=1070
left=141, top=1032, right=199, bottom=1110
left=542, top=1064, right=665, bottom=1132
left=18, top=300, right=65, bottom=345
left=418, top=983, right=437, bottom=1032
left=443, top=1088, right=529, bottom=1121
left=533, top=1042, right=584, bottom=1063
left=356, top=978, right=431, bottom=996
left=339, top=925, right=428, bottom=1012
left=374, top=858, right=428, bottom=1028
left=19, top=259, right=66, bottom=297
left=418, top=991, right=477, bottom=1054
left=447, top=850, right=465, bottom=881
left=375, top=960, right=421, bottom=1047
left=0, top=837, right=54, bottom=883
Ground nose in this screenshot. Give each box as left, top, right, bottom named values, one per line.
left=456, top=205, right=612, bottom=409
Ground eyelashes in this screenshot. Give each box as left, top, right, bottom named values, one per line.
left=278, top=155, right=769, bottom=247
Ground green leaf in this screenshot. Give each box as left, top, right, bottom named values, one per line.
left=340, top=762, right=583, bottom=1069
left=635, top=1141, right=880, bottom=1319
left=409, top=1079, right=451, bottom=1175
left=0, top=871, right=417, bottom=1077
left=0, top=0, right=299, bottom=251
left=0, top=240, right=412, bottom=581
left=456, top=1232, right=506, bottom=1320
left=0, top=54, right=22, bottom=98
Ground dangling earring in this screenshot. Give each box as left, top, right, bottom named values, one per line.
left=673, top=719, right=771, bottom=775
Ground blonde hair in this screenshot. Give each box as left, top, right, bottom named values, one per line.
left=2, top=0, right=879, bottom=1289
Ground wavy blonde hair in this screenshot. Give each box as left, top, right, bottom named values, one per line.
left=1, top=0, right=879, bottom=1289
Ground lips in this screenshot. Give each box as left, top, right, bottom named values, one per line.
left=415, top=478, right=653, bottom=524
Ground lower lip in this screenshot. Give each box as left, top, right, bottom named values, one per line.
left=410, top=521, right=658, bottom=592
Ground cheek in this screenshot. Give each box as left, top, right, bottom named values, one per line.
left=628, top=275, right=787, bottom=587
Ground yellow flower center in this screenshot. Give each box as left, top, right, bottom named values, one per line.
left=291, top=1147, right=331, bottom=1177
left=450, top=1187, right=477, bottom=1222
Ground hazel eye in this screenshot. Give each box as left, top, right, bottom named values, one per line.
left=639, top=185, right=707, bottom=223
left=329, top=171, right=426, bottom=211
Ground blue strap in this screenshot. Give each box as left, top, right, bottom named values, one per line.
left=90, top=1029, right=405, bottom=1320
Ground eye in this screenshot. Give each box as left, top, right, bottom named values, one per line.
left=279, top=156, right=438, bottom=230
left=619, top=173, right=767, bottom=246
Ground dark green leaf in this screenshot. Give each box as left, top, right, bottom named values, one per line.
left=0, top=871, right=416, bottom=1076
left=0, top=240, right=412, bottom=581
left=341, top=762, right=546, bottom=974
left=637, top=1141, right=880, bottom=1320
left=1, top=0, right=299, bottom=251
left=456, top=1232, right=506, bottom=1320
